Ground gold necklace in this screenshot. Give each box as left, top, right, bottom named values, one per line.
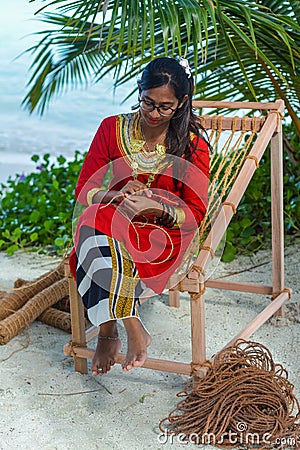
left=130, top=131, right=167, bottom=188
left=128, top=117, right=169, bottom=187
left=130, top=145, right=167, bottom=187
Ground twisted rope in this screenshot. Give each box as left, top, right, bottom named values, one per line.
left=38, top=307, right=72, bottom=332
left=0, top=261, right=64, bottom=320
left=160, top=340, right=300, bottom=449
left=0, top=278, right=68, bottom=344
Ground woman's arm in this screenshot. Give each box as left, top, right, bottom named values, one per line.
left=89, top=179, right=154, bottom=206
left=177, top=136, right=210, bottom=229
left=75, top=117, right=115, bottom=205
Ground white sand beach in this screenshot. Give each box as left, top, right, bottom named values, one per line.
left=0, top=243, right=299, bottom=450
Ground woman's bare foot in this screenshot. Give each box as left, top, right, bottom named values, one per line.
left=91, top=321, right=122, bottom=376
left=122, top=317, right=152, bottom=371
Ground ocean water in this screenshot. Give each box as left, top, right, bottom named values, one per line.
left=0, top=0, right=135, bottom=182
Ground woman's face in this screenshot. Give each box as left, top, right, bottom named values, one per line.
left=139, top=84, right=186, bottom=129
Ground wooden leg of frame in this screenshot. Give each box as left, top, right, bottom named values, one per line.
left=190, top=289, right=206, bottom=380
left=67, top=272, right=88, bottom=374
left=271, top=129, right=285, bottom=317
left=168, top=289, right=180, bottom=307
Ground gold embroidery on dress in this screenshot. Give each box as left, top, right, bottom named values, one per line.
left=116, top=112, right=170, bottom=187
left=108, top=236, right=139, bottom=319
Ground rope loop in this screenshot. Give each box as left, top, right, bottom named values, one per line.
left=241, top=116, right=247, bottom=132
left=270, top=109, right=284, bottom=120
left=251, top=115, right=259, bottom=132
left=211, top=115, right=218, bottom=131
left=190, top=288, right=206, bottom=299
left=270, top=109, right=284, bottom=131
left=190, top=265, right=205, bottom=276
left=68, top=339, right=87, bottom=356
left=245, top=154, right=259, bottom=169
left=271, top=288, right=292, bottom=300
left=232, top=116, right=238, bottom=132
left=217, top=116, right=223, bottom=133
left=222, top=201, right=237, bottom=214
left=201, top=246, right=215, bottom=259
left=177, top=280, right=183, bottom=292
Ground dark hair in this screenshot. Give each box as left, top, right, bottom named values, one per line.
left=136, top=57, right=208, bottom=163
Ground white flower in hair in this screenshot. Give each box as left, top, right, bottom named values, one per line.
left=179, top=57, right=192, bottom=78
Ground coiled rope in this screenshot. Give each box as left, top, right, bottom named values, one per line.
left=160, top=340, right=300, bottom=449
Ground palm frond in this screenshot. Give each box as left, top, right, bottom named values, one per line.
left=24, top=0, right=299, bottom=130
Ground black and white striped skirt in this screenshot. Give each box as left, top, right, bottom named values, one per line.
left=76, top=226, right=154, bottom=326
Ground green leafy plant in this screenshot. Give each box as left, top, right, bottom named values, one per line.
left=223, top=123, right=300, bottom=261
left=0, top=151, right=86, bottom=255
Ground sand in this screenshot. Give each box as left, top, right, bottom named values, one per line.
left=0, top=244, right=299, bottom=450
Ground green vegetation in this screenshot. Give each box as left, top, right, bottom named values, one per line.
left=0, top=152, right=85, bottom=256
left=222, top=123, right=300, bottom=261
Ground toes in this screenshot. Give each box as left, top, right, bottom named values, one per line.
left=122, top=359, right=133, bottom=371
left=132, top=352, right=147, bottom=367
left=91, top=361, right=100, bottom=376
left=92, top=361, right=104, bottom=376
left=92, top=361, right=114, bottom=376
left=105, top=362, right=112, bottom=373
left=92, top=366, right=101, bottom=376
left=90, top=336, right=121, bottom=376
left=122, top=352, right=147, bottom=371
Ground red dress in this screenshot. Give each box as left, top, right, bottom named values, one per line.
left=70, top=112, right=210, bottom=294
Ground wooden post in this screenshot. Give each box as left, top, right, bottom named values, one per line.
left=270, top=115, right=285, bottom=317
left=221, top=290, right=290, bottom=349
left=168, top=273, right=181, bottom=307
left=168, top=290, right=180, bottom=307
left=65, top=263, right=88, bottom=374
left=190, top=286, right=206, bottom=376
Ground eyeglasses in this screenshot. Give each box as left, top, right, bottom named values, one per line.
left=138, top=98, right=177, bottom=117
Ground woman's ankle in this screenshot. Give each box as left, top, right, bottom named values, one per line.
left=99, top=320, right=118, bottom=337
left=122, top=317, right=141, bottom=332
left=122, top=317, right=149, bottom=339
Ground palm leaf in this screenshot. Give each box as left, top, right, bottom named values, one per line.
left=24, top=0, right=299, bottom=132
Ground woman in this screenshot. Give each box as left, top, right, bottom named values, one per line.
left=70, top=57, right=210, bottom=376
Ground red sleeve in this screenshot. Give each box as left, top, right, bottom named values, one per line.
left=179, top=136, right=210, bottom=230
left=75, top=116, right=116, bottom=205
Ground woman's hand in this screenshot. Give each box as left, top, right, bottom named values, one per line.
left=91, top=189, right=124, bottom=204
left=91, top=181, right=152, bottom=205
left=120, top=180, right=153, bottom=198
left=119, top=194, right=163, bottom=218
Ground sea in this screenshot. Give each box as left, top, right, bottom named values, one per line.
left=0, top=0, right=134, bottom=183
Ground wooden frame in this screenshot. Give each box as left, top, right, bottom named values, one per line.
left=64, top=99, right=291, bottom=379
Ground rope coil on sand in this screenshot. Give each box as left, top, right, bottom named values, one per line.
left=0, top=278, right=69, bottom=344
left=0, top=261, right=65, bottom=321
left=38, top=307, right=72, bottom=332
left=0, top=261, right=75, bottom=343
left=160, top=340, right=300, bottom=449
